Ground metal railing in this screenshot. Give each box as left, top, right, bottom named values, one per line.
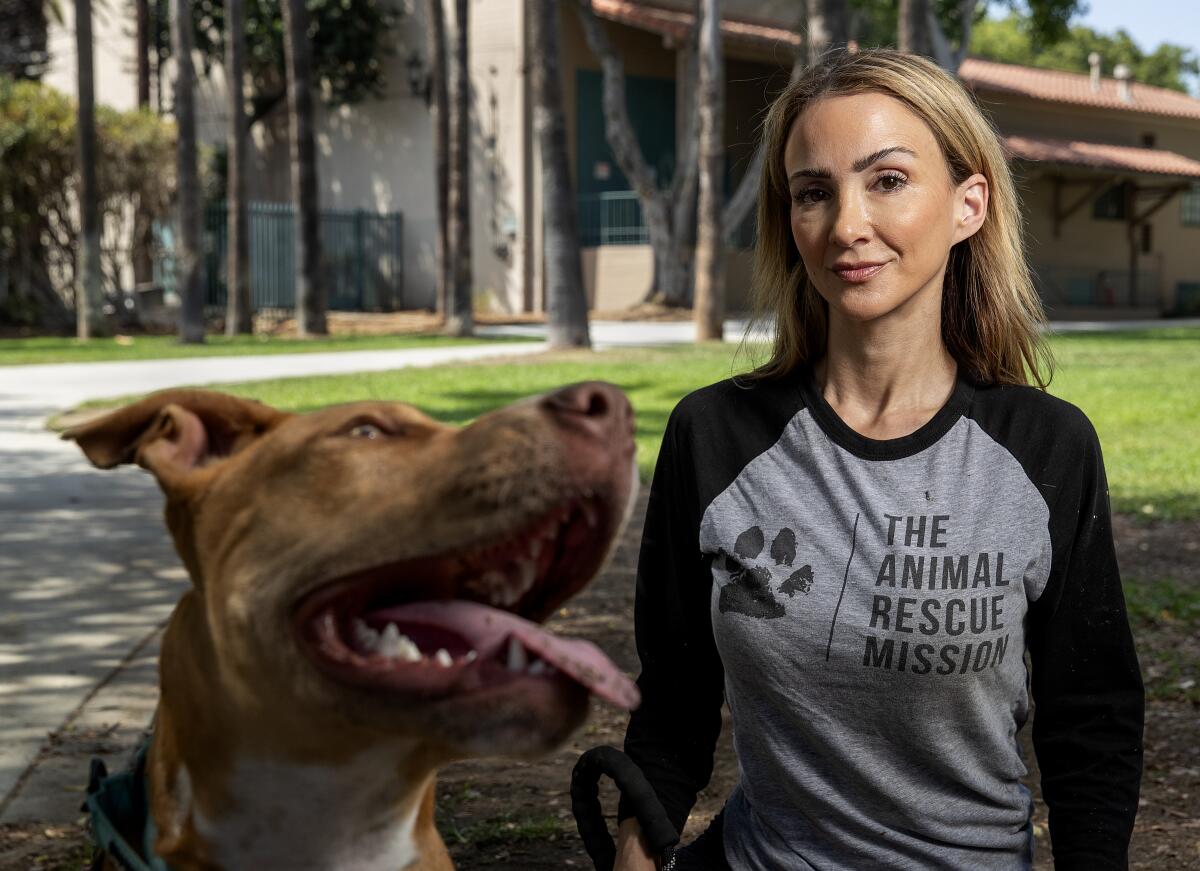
left=576, top=190, right=757, bottom=249
left=156, top=201, right=404, bottom=312
left=577, top=191, right=649, bottom=246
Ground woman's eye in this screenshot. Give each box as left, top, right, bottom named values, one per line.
left=348, top=423, right=384, bottom=439
left=792, top=188, right=826, bottom=205
left=877, top=173, right=908, bottom=192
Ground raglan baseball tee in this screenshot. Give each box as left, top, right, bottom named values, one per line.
left=616, top=363, right=1144, bottom=870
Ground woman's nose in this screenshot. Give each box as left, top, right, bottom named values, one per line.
left=828, top=187, right=872, bottom=248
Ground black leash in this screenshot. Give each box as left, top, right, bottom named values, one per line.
left=571, top=746, right=680, bottom=871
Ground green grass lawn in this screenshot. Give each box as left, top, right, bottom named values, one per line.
left=1047, top=328, right=1200, bottom=521
left=0, top=332, right=535, bottom=365
left=67, top=327, right=1200, bottom=520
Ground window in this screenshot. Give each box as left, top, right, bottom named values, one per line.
left=1183, top=182, right=1200, bottom=227
left=1094, top=182, right=1129, bottom=220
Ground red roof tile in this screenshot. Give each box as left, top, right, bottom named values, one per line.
left=961, top=57, right=1200, bottom=121
left=1002, top=134, right=1200, bottom=178
left=591, top=0, right=802, bottom=50
left=587, top=7, right=1200, bottom=123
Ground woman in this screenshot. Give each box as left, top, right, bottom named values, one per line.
left=613, top=47, right=1144, bottom=870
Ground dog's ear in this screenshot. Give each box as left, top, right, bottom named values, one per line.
left=62, top=389, right=290, bottom=488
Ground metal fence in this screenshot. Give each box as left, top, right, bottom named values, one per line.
left=157, top=201, right=404, bottom=312
left=577, top=190, right=756, bottom=249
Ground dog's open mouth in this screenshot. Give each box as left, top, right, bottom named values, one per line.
left=293, top=490, right=640, bottom=711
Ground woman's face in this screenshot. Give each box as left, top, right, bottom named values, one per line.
left=783, top=92, right=988, bottom=326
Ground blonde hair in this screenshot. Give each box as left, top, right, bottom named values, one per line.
left=743, top=46, right=1053, bottom=388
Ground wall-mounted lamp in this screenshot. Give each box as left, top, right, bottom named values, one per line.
left=406, top=50, right=430, bottom=103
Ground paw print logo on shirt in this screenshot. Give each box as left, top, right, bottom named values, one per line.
left=716, top=525, right=816, bottom=619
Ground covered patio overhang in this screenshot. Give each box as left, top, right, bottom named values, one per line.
left=589, top=0, right=801, bottom=58
left=1002, top=134, right=1200, bottom=306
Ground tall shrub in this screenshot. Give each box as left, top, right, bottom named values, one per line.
left=0, top=77, right=175, bottom=329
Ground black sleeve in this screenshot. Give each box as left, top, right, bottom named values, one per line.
left=616, top=404, right=727, bottom=837
left=1027, top=418, right=1144, bottom=870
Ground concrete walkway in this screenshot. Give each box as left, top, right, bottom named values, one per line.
left=0, top=315, right=1193, bottom=824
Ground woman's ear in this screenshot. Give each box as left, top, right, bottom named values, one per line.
left=952, top=172, right=989, bottom=244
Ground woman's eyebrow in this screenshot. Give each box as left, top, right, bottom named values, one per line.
left=790, top=146, right=918, bottom=180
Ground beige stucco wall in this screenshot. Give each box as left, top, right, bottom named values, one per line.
left=978, top=93, right=1200, bottom=312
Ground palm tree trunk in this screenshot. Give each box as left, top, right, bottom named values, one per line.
left=131, top=0, right=155, bottom=290
left=530, top=0, right=589, bottom=348
left=693, top=0, right=723, bottom=341
left=806, top=0, right=849, bottom=63
left=74, top=0, right=105, bottom=338
left=445, top=0, right=473, bottom=335
left=281, top=0, right=327, bottom=335
left=424, top=0, right=450, bottom=318
left=225, top=0, right=252, bottom=335
left=898, top=0, right=932, bottom=57
left=170, top=0, right=204, bottom=343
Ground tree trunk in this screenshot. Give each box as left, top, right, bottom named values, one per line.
left=74, top=0, right=106, bottom=338
left=898, top=0, right=932, bottom=57
left=225, top=0, right=252, bottom=335
left=0, top=0, right=49, bottom=79
left=575, top=0, right=700, bottom=307
left=281, top=0, right=327, bottom=335
left=693, top=0, right=723, bottom=341
left=170, top=0, right=204, bottom=343
left=424, top=0, right=450, bottom=318
left=530, top=0, right=589, bottom=348
left=135, top=0, right=151, bottom=105
left=806, top=0, right=849, bottom=64
left=445, top=0, right=473, bottom=335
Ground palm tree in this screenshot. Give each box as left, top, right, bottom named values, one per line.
left=170, top=0, right=204, bottom=343
left=424, top=0, right=450, bottom=318
left=445, top=0, right=473, bottom=335
left=693, top=0, right=723, bottom=341
left=807, top=0, right=849, bottom=63
left=225, top=0, right=252, bottom=335
left=74, top=0, right=105, bottom=338
left=131, top=0, right=155, bottom=292
left=281, top=0, right=327, bottom=335
left=898, top=0, right=932, bottom=58
left=530, top=0, right=589, bottom=348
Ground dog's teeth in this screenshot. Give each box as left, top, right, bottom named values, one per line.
left=528, top=659, right=547, bottom=676
left=528, top=537, right=543, bottom=560
left=434, top=648, right=453, bottom=667
left=377, top=623, right=422, bottom=662
left=580, top=502, right=598, bottom=528
left=464, top=650, right=478, bottom=663
left=353, top=619, right=381, bottom=652
left=505, top=636, right=528, bottom=671
left=481, top=569, right=506, bottom=592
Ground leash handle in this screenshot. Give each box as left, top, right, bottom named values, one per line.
left=571, top=746, right=680, bottom=871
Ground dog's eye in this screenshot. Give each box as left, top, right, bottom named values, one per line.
left=348, top=423, right=384, bottom=439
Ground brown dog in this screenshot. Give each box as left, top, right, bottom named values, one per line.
left=64, top=382, right=640, bottom=870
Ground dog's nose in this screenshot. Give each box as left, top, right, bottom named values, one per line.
left=539, top=382, right=632, bottom=443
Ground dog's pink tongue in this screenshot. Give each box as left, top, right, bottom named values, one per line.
left=369, top=600, right=640, bottom=710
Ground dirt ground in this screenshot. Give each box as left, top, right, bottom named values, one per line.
left=2, top=494, right=1196, bottom=871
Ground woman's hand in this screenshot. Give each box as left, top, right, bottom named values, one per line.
left=614, top=817, right=661, bottom=871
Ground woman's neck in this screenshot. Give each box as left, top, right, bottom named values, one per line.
left=813, top=299, right=959, bottom=440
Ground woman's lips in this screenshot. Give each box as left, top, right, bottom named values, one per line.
left=832, top=262, right=887, bottom=283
